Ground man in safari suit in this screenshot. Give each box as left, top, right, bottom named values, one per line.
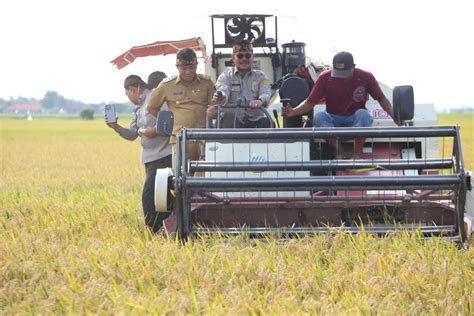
left=147, top=48, right=215, bottom=169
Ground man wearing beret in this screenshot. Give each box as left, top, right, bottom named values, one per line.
left=210, top=40, right=272, bottom=128
left=283, top=51, right=396, bottom=159
left=147, top=48, right=215, bottom=169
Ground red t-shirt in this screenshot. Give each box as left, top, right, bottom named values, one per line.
left=307, top=68, right=385, bottom=116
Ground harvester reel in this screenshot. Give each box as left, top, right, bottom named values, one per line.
left=225, top=17, right=264, bottom=44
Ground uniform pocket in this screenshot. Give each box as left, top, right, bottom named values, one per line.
left=168, top=90, right=186, bottom=104
left=189, top=88, right=209, bottom=105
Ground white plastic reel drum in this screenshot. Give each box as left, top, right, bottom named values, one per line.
left=154, top=167, right=174, bottom=213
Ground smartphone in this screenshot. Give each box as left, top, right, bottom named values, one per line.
left=105, top=104, right=117, bottom=123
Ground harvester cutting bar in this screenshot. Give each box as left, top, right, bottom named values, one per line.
left=184, top=175, right=461, bottom=191
left=184, top=126, right=458, bottom=140
left=190, top=195, right=453, bottom=203
left=191, top=227, right=462, bottom=243
left=192, top=225, right=458, bottom=236
left=190, top=158, right=453, bottom=172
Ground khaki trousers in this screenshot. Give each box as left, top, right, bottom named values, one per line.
left=171, top=142, right=202, bottom=172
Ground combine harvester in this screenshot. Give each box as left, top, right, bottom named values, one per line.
left=112, top=14, right=473, bottom=242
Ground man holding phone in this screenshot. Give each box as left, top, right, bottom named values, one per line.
left=105, top=74, right=172, bottom=234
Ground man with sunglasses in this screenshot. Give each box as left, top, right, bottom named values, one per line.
left=147, top=48, right=215, bottom=169
left=210, top=40, right=272, bottom=128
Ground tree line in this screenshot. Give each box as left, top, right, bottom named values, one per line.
left=0, top=91, right=132, bottom=114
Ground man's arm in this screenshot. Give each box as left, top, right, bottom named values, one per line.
left=367, top=73, right=396, bottom=123
left=247, top=72, right=272, bottom=109
left=215, top=70, right=231, bottom=106
left=282, top=99, right=316, bottom=117
left=146, top=84, right=166, bottom=117
left=257, top=72, right=272, bottom=105
left=378, top=96, right=394, bottom=120
left=283, top=71, right=324, bottom=117
left=110, top=109, right=139, bottom=141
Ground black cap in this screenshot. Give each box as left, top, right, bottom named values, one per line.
left=331, top=51, right=354, bottom=78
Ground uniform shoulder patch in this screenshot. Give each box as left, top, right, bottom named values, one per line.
left=162, top=75, right=177, bottom=83
left=197, top=74, right=212, bottom=81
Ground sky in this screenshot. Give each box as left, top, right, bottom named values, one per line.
left=1, top=0, right=473, bottom=111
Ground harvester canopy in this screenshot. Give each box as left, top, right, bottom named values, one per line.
left=110, top=37, right=206, bottom=70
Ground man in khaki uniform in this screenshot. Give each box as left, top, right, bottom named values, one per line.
left=147, top=48, right=215, bottom=169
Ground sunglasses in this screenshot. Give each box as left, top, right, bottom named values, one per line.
left=235, top=52, right=252, bottom=60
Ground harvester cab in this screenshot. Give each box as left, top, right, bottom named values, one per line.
left=150, top=14, right=473, bottom=242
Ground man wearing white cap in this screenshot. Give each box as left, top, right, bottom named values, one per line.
left=283, top=51, right=396, bottom=159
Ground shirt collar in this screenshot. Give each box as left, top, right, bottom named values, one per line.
left=233, top=67, right=254, bottom=78
left=175, top=74, right=199, bottom=84
left=138, top=89, right=150, bottom=107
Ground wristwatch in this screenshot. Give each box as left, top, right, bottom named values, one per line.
left=138, top=128, right=146, bottom=137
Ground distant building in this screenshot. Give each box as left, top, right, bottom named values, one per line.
left=4, top=103, right=42, bottom=113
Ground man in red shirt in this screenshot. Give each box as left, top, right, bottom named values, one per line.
left=283, top=51, right=396, bottom=159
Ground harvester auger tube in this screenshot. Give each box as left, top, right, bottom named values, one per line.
left=164, top=125, right=472, bottom=242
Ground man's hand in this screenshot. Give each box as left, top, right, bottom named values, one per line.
left=212, top=92, right=226, bottom=106
left=207, top=105, right=217, bottom=118
left=281, top=104, right=294, bottom=117
left=249, top=99, right=263, bottom=109
left=104, top=115, right=119, bottom=130
left=138, top=127, right=157, bottom=138
left=282, top=99, right=314, bottom=118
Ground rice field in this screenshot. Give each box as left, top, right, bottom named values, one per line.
left=438, top=113, right=473, bottom=166
left=1, top=114, right=473, bottom=314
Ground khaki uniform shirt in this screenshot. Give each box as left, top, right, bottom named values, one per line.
left=147, top=74, right=214, bottom=143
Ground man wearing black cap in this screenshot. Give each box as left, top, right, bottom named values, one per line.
left=147, top=48, right=215, bottom=169
left=283, top=51, right=395, bottom=159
